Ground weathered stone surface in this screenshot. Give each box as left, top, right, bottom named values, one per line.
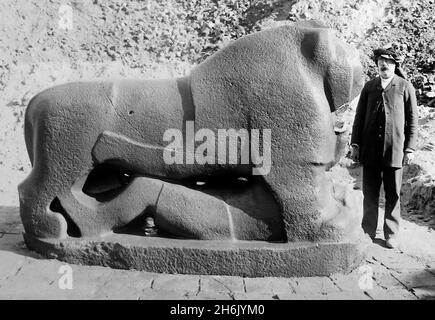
left=0, top=233, right=39, bottom=258
left=152, top=274, right=200, bottom=293
left=373, top=271, right=404, bottom=289
left=19, top=20, right=363, bottom=245
left=0, top=259, right=62, bottom=299
left=328, top=290, right=371, bottom=300
left=306, top=291, right=370, bottom=300
left=412, top=286, right=435, bottom=300
left=403, top=173, right=435, bottom=217
left=373, top=250, right=428, bottom=272
left=139, top=289, right=193, bottom=300
left=233, top=292, right=281, bottom=300
left=391, top=269, right=435, bottom=290
left=243, top=277, right=292, bottom=294
left=366, top=288, right=417, bottom=300
left=0, top=251, right=27, bottom=284
left=193, top=291, right=233, bottom=300
left=1, top=217, right=431, bottom=299
left=200, top=275, right=245, bottom=294
left=23, top=233, right=369, bottom=277
left=190, top=21, right=363, bottom=242
left=93, top=270, right=155, bottom=299
left=0, top=257, right=123, bottom=299
left=17, top=20, right=369, bottom=277
left=289, top=276, right=340, bottom=295
left=0, top=206, right=22, bottom=234
left=329, top=269, right=365, bottom=292
left=156, top=182, right=285, bottom=241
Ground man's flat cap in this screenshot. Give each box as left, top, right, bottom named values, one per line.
left=373, top=48, right=404, bottom=64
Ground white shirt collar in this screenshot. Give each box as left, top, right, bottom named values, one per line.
left=380, top=75, right=394, bottom=89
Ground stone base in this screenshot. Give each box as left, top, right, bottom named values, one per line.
left=23, top=233, right=370, bottom=277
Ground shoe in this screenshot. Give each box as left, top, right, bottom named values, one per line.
left=364, top=232, right=376, bottom=241
left=385, top=237, right=399, bottom=249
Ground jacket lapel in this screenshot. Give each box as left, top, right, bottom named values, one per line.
left=383, top=75, right=398, bottom=108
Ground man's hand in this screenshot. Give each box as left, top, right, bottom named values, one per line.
left=350, top=145, right=360, bottom=162
left=403, top=151, right=415, bottom=166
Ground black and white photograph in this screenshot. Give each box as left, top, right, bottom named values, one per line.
left=0, top=0, right=434, bottom=307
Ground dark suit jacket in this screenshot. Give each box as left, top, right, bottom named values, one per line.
left=351, top=75, right=418, bottom=168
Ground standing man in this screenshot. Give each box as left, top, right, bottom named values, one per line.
left=350, top=47, right=418, bottom=248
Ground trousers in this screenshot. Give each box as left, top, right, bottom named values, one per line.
left=362, top=165, right=402, bottom=240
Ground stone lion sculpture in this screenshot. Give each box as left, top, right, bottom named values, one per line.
left=19, top=21, right=364, bottom=247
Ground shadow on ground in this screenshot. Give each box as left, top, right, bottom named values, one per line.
left=410, top=269, right=435, bottom=300
left=0, top=206, right=23, bottom=234
left=0, top=205, right=43, bottom=258
left=372, top=238, right=388, bottom=248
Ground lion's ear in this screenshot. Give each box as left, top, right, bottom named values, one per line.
left=324, top=43, right=363, bottom=112
left=300, top=25, right=363, bottom=112
left=300, top=24, right=329, bottom=63
left=301, top=29, right=320, bottom=62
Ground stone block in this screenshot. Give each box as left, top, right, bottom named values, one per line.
left=200, top=275, right=245, bottom=294
left=24, top=233, right=369, bottom=277
left=92, top=270, right=155, bottom=299
left=152, top=273, right=200, bottom=293
left=289, top=276, right=340, bottom=295
left=392, top=269, right=435, bottom=290
left=243, top=277, right=292, bottom=294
